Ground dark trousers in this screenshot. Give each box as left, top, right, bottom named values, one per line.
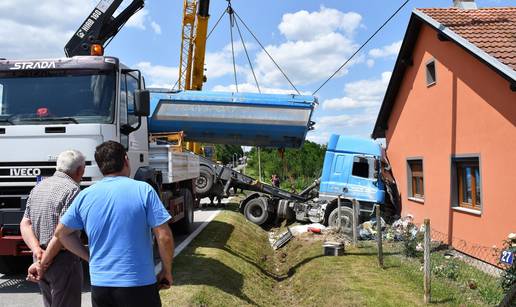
left=91, top=283, right=161, bottom=307
left=38, top=251, right=83, bottom=307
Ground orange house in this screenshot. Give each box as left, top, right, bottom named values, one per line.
left=372, top=3, right=516, bottom=265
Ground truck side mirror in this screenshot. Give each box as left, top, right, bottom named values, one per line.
left=134, top=89, right=150, bottom=117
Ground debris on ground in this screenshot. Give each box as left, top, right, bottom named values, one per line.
left=289, top=223, right=326, bottom=236
left=358, top=216, right=386, bottom=240
left=271, top=228, right=293, bottom=250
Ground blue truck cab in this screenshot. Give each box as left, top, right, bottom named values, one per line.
left=319, top=135, right=385, bottom=213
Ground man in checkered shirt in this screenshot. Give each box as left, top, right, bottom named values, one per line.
left=20, top=150, right=87, bottom=307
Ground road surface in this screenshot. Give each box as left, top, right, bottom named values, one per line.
left=0, top=202, right=222, bottom=307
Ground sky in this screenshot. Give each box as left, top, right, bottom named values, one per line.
left=0, top=0, right=513, bottom=144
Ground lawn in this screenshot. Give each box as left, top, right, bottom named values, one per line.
left=160, top=203, right=504, bottom=306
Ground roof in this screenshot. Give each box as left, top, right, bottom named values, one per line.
left=372, top=7, right=516, bottom=139
left=419, top=7, right=516, bottom=71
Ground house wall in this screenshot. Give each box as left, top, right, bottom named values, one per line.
left=385, top=23, right=516, bottom=264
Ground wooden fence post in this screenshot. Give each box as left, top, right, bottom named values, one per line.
left=376, top=205, right=384, bottom=268
left=424, top=219, right=431, bottom=304
left=352, top=199, right=358, bottom=246
left=337, top=195, right=342, bottom=230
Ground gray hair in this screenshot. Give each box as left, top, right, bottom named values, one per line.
left=56, top=150, right=86, bottom=174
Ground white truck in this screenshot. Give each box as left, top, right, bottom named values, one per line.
left=0, top=56, right=199, bottom=273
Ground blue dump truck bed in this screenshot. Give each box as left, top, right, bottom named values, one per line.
left=148, top=90, right=316, bottom=148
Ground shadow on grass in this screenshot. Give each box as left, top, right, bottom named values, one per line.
left=174, top=255, right=257, bottom=305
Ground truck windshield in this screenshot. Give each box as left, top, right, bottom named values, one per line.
left=0, top=71, right=115, bottom=125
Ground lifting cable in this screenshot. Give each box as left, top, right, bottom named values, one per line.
left=227, top=1, right=239, bottom=92
left=312, top=0, right=411, bottom=96
left=234, top=11, right=301, bottom=95
left=234, top=17, right=261, bottom=93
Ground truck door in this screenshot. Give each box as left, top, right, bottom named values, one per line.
left=321, top=153, right=352, bottom=196
left=120, top=72, right=148, bottom=177
left=344, top=155, right=378, bottom=203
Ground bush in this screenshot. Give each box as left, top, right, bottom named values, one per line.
left=401, top=224, right=421, bottom=258
left=499, top=234, right=516, bottom=293
left=433, top=261, right=460, bottom=281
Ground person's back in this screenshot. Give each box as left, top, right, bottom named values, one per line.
left=56, top=141, right=174, bottom=307
left=68, top=176, right=161, bottom=286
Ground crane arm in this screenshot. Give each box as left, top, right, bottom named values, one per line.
left=65, top=0, right=145, bottom=57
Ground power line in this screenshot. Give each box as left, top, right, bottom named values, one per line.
left=312, top=0, right=411, bottom=96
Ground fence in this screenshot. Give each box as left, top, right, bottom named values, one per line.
left=341, top=199, right=514, bottom=305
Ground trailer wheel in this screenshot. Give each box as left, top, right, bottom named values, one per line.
left=327, top=207, right=354, bottom=236
left=244, top=197, right=269, bottom=226
left=175, top=188, right=194, bottom=234
left=195, top=166, right=214, bottom=196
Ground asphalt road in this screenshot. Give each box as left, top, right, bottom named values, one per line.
left=0, top=201, right=223, bottom=307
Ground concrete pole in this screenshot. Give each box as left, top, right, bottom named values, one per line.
left=424, top=219, right=431, bottom=304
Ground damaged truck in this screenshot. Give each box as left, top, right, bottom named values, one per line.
left=235, top=135, right=400, bottom=233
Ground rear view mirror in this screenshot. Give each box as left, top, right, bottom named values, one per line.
left=134, top=90, right=150, bottom=117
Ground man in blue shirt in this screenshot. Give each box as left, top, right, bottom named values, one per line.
left=52, top=141, right=174, bottom=307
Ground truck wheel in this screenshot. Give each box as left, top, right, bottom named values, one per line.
left=175, top=188, right=194, bottom=234
left=195, top=166, right=214, bottom=197
left=244, top=197, right=269, bottom=226
left=327, top=207, right=354, bottom=236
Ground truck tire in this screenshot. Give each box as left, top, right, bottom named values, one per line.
left=327, top=206, right=354, bottom=236
left=244, top=197, right=269, bottom=226
left=175, top=188, right=194, bottom=234
left=195, top=166, right=214, bottom=197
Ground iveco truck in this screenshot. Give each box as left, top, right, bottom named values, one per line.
left=0, top=56, right=199, bottom=273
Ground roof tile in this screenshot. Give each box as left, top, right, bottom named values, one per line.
left=418, top=7, right=516, bottom=71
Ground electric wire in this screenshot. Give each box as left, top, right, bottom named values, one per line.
left=234, top=11, right=301, bottom=95
left=312, top=0, right=411, bottom=95
left=234, top=17, right=261, bottom=93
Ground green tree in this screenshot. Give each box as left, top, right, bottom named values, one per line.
left=246, top=141, right=326, bottom=191
left=214, top=144, right=244, bottom=165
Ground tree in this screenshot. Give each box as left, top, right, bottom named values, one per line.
left=214, top=144, right=243, bottom=165
left=246, top=141, right=326, bottom=190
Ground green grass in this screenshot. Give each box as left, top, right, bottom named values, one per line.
left=160, top=204, right=503, bottom=306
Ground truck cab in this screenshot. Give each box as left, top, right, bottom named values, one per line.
left=0, top=56, right=196, bottom=272
left=319, top=135, right=386, bottom=215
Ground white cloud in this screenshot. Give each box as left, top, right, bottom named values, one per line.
left=205, top=43, right=248, bottom=80
left=125, top=8, right=148, bottom=30
left=0, top=0, right=96, bottom=59
left=307, top=112, right=378, bottom=144
left=322, top=72, right=391, bottom=110
left=366, top=59, right=375, bottom=68
left=369, top=40, right=402, bottom=58
left=253, top=7, right=362, bottom=87
left=0, top=1, right=154, bottom=60
left=135, top=62, right=179, bottom=89
left=278, top=7, right=362, bottom=41
left=150, top=21, right=162, bottom=35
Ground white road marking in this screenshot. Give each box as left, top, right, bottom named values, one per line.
left=174, top=209, right=221, bottom=257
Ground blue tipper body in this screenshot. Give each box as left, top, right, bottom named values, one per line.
left=319, top=135, right=385, bottom=204
left=148, top=90, right=316, bottom=148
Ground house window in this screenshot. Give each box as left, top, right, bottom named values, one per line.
left=426, top=60, right=436, bottom=86
left=408, top=159, right=424, bottom=200
left=455, top=158, right=481, bottom=210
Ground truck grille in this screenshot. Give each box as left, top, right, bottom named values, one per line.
left=0, top=161, right=92, bottom=183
